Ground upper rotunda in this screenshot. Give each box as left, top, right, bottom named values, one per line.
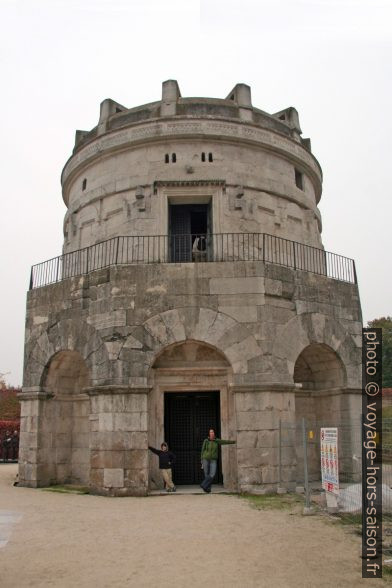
left=61, top=81, right=323, bottom=254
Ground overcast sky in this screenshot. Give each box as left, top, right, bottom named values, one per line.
left=1, top=0, right=391, bottom=386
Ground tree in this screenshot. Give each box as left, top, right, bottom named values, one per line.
left=367, top=316, right=392, bottom=387
left=0, top=386, right=21, bottom=420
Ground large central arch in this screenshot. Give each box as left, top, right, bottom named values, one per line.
left=148, top=339, right=237, bottom=490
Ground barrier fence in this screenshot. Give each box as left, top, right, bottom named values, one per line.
left=30, top=232, right=357, bottom=289
left=278, top=418, right=391, bottom=558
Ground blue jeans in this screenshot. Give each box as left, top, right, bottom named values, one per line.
left=201, top=459, right=217, bottom=491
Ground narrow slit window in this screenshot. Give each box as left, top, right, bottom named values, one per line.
left=208, top=152, right=213, bottom=162
left=82, top=178, right=87, bottom=191
left=201, top=152, right=206, bottom=162
left=295, top=168, right=303, bottom=190
left=172, top=153, right=176, bottom=163
left=165, top=154, right=169, bottom=163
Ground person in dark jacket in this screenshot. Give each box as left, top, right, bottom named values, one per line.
left=2, top=431, right=12, bottom=462
left=148, top=442, right=177, bottom=492
left=11, top=430, right=19, bottom=461
left=200, top=428, right=235, bottom=493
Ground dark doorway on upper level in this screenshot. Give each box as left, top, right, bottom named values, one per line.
left=168, top=202, right=212, bottom=262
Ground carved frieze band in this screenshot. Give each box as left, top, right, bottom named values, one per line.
left=62, top=119, right=322, bottom=188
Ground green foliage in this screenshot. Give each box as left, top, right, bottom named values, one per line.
left=240, top=493, right=303, bottom=510
left=42, top=485, right=90, bottom=495
left=0, top=388, right=21, bottom=420
left=367, top=316, right=392, bottom=387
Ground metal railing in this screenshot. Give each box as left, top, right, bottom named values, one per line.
left=29, top=233, right=357, bottom=289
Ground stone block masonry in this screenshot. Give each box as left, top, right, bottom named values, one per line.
left=20, top=81, right=362, bottom=495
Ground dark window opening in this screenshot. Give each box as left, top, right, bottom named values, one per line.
left=82, top=178, right=87, bottom=191
left=165, top=153, right=169, bottom=163
left=208, top=152, right=213, bottom=162
left=279, top=114, right=286, bottom=121
left=230, top=94, right=235, bottom=100
left=172, top=153, right=176, bottom=163
left=201, top=152, right=206, bottom=162
left=115, top=107, right=122, bottom=113
left=295, top=168, right=304, bottom=190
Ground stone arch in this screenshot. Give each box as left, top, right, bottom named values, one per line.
left=272, top=312, right=361, bottom=389
left=41, top=349, right=91, bottom=486
left=294, top=343, right=346, bottom=391
left=23, top=318, right=109, bottom=388
left=293, top=343, right=346, bottom=421
left=146, top=336, right=237, bottom=491
left=293, top=339, right=360, bottom=483
left=42, top=350, right=90, bottom=396
left=124, top=307, right=262, bottom=383
left=151, top=339, right=231, bottom=370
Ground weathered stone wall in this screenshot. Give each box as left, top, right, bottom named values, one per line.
left=61, top=81, right=323, bottom=254
left=62, top=141, right=322, bottom=253
left=88, top=388, right=148, bottom=496
left=20, top=260, right=362, bottom=494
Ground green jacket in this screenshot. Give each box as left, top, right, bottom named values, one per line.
left=201, top=438, right=235, bottom=461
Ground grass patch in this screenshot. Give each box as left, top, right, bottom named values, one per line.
left=41, top=484, right=90, bottom=495
left=240, top=492, right=304, bottom=511
left=383, top=565, right=392, bottom=579
left=332, top=513, right=362, bottom=526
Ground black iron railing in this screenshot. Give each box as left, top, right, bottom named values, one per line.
left=29, top=233, right=357, bottom=289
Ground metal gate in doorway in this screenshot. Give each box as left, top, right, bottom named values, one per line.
left=164, top=391, right=222, bottom=485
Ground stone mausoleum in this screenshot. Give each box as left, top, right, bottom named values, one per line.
left=19, top=81, right=362, bottom=495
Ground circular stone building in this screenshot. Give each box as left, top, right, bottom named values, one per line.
left=19, top=81, right=362, bottom=495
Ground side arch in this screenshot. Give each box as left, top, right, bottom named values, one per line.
left=272, top=312, right=361, bottom=389
left=23, top=318, right=109, bottom=388
left=40, top=349, right=91, bottom=485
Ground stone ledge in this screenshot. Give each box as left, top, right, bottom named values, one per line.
left=231, top=383, right=301, bottom=393
left=295, top=386, right=362, bottom=398
left=18, top=387, right=54, bottom=400
left=84, top=385, right=152, bottom=396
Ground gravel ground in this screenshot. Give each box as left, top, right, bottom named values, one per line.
left=0, top=464, right=383, bottom=587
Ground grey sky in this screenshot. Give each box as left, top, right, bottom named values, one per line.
left=1, top=0, right=391, bottom=386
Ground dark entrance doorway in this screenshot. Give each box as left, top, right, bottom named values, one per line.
left=164, top=391, right=222, bottom=485
left=168, top=203, right=212, bottom=262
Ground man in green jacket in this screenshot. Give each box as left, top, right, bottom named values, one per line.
left=200, top=428, right=235, bottom=493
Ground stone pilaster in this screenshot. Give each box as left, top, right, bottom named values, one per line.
left=86, top=386, right=150, bottom=496
left=233, top=384, right=298, bottom=493
left=17, top=388, right=54, bottom=488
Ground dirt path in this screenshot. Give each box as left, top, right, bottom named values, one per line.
left=0, top=464, right=382, bottom=587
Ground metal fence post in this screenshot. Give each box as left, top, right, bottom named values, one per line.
left=115, top=236, right=120, bottom=265
left=293, top=241, right=297, bottom=270
left=278, top=418, right=282, bottom=488
left=302, top=417, right=311, bottom=509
